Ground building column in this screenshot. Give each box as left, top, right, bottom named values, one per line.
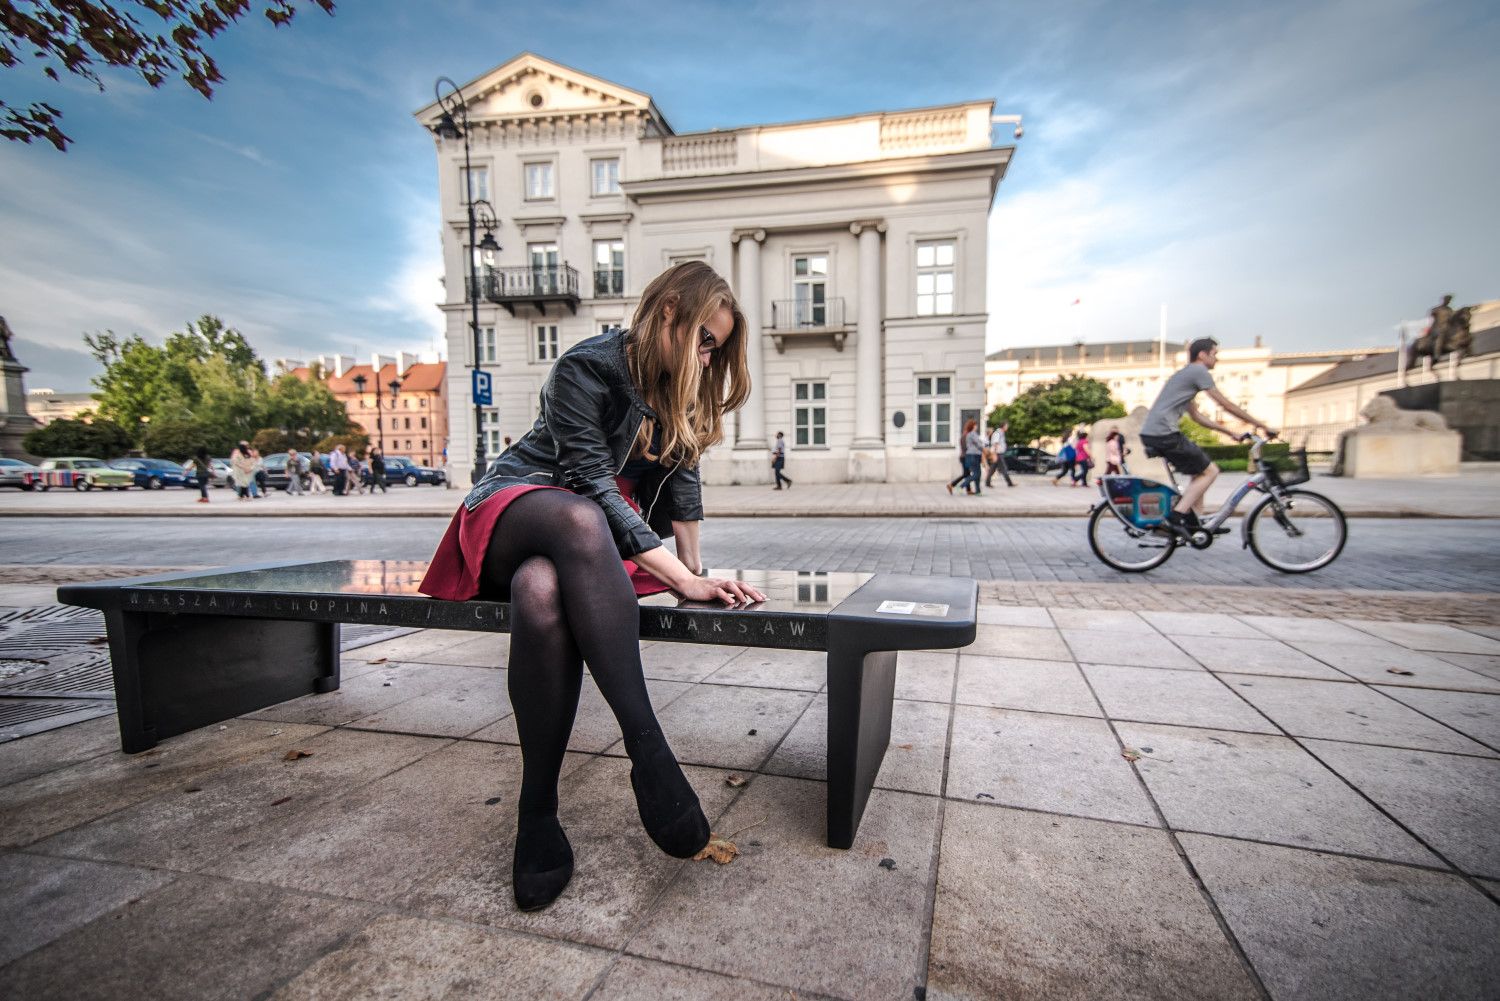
left=735, top=229, right=767, bottom=447
left=849, top=221, right=888, bottom=481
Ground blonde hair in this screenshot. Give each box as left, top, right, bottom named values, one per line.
left=626, top=262, right=750, bottom=466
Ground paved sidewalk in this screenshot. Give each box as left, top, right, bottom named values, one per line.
left=2, top=465, right=1497, bottom=518
left=1, top=603, right=1497, bottom=999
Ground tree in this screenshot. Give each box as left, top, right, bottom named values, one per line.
left=142, top=417, right=223, bottom=460
left=2, top=1, right=336, bottom=151
left=314, top=429, right=368, bottom=458
left=262, top=371, right=349, bottom=447
left=989, top=376, right=1126, bottom=445
left=1177, top=415, right=1221, bottom=447
left=23, top=416, right=133, bottom=458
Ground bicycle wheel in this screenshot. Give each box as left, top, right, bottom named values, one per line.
left=1246, top=489, right=1347, bottom=573
left=1088, top=503, right=1176, bottom=572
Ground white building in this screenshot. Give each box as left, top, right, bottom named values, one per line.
left=416, top=53, right=1013, bottom=486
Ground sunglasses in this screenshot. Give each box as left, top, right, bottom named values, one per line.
left=698, top=326, right=722, bottom=354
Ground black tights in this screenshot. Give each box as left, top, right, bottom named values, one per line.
left=482, top=490, right=692, bottom=847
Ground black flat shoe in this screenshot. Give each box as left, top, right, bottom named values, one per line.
left=628, top=743, right=710, bottom=858
left=512, top=815, right=574, bottom=911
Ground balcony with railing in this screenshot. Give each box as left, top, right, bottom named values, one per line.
left=466, top=265, right=581, bottom=316
left=768, top=297, right=848, bottom=352
left=593, top=267, right=624, bottom=298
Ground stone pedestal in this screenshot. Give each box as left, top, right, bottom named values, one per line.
left=0, top=358, right=39, bottom=461
left=1342, top=431, right=1462, bottom=478
left=1383, top=381, right=1500, bottom=461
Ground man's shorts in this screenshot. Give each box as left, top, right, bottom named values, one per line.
left=1139, top=432, right=1212, bottom=475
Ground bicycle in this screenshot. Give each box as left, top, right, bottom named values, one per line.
left=1087, top=435, right=1348, bottom=574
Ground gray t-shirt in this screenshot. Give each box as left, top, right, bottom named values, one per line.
left=1142, top=363, right=1216, bottom=437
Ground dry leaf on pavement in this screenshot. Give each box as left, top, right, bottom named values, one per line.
left=283, top=750, right=313, bottom=761
left=725, top=775, right=749, bottom=788
left=693, top=835, right=739, bottom=864
left=1120, top=748, right=1142, bottom=762
left=368, top=657, right=388, bottom=664
left=1386, top=668, right=1414, bottom=676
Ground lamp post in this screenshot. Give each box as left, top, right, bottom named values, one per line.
left=433, top=76, right=503, bottom=487
left=351, top=371, right=404, bottom=455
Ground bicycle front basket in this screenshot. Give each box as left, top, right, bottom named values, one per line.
left=1260, top=448, right=1309, bottom=488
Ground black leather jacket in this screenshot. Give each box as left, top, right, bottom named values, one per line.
left=463, top=328, right=704, bottom=558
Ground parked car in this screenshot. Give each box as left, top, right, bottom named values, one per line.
left=110, top=456, right=193, bottom=490
left=381, top=456, right=447, bottom=487
left=260, top=452, right=311, bottom=491
left=178, top=457, right=234, bottom=488
left=0, top=457, right=39, bottom=490
left=25, top=457, right=135, bottom=491
left=1003, top=446, right=1058, bottom=474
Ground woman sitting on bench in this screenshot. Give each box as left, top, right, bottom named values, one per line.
left=421, top=262, right=765, bottom=911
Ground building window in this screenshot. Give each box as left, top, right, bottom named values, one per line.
left=420, top=417, right=427, bottom=429
left=482, top=408, right=503, bottom=456
left=461, top=165, right=489, bottom=203
left=535, top=323, right=559, bottom=362
left=524, top=161, right=554, bottom=200
left=915, top=240, right=955, bottom=316
left=594, top=239, right=624, bottom=297
left=403, top=417, right=411, bottom=430
left=793, top=381, right=827, bottom=447
left=591, top=157, right=620, bottom=196
left=528, top=243, right=560, bottom=294
left=422, top=440, right=428, bottom=450
left=915, top=374, right=953, bottom=445
left=479, top=325, right=496, bottom=364
left=792, top=254, right=828, bottom=326
left=599, top=321, right=623, bottom=337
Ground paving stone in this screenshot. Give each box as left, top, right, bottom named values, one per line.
left=401, top=754, right=738, bottom=950
left=947, top=705, right=1157, bottom=825
left=895, top=649, right=957, bottom=703
left=640, top=684, right=814, bottom=770
left=630, top=775, right=939, bottom=1000
left=1235, top=615, right=1392, bottom=646
left=34, top=729, right=445, bottom=871
left=1340, top=620, right=1500, bottom=655
left=976, top=605, right=1053, bottom=628
left=1463, top=625, right=1500, bottom=641
left=243, top=661, right=470, bottom=727
left=1114, top=723, right=1438, bottom=865
left=469, top=678, right=691, bottom=753
left=0, top=715, right=120, bottom=788
left=1307, top=740, right=1500, bottom=878
left=1082, top=663, right=1278, bottom=733
left=0, top=852, right=175, bottom=967
left=0, top=874, right=380, bottom=1001
left=927, top=805, right=1259, bottom=1001
left=593, top=955, right=838, bottom=1001
left=0, top=719, right=328, bottom=848
left=764, top=695, right=950, bottom=794
left=1434, top=652, right=1500, bottom=684
left=955, top=655, right=1100, bottom=716
left=1219, top=674, right=1492, bottom=755
left=1049, top=607, right=1158, bottom=634
left=968, top=624, right=1073, bottom=661
left=1173, top=635, right=1345, bottom=679
left=1140, top=610, right=1265, bottom=638
left=703, top=648, right=825, bottom=691
left=1376, top=687, right=1500, bottom=750
left=268, top=912, right=610, bottom=1001
left=1182, top=833, right=1500, bottom=1001
left=350, top=628, right=495, bottom=664
left=1064, top=629, right=1201, bottom=670
left=413, top=631, right=511, bottom=667
left=639, top=642, right=743, bottom=682
left=346, top=665, right=515, bottom=737
left=1290, top=641, right=1500, bottom=692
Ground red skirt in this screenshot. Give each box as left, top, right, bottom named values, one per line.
left=419, top=482, right=672, bottom=601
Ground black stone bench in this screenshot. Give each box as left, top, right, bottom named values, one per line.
left=58, top=560, right=977, bottom=848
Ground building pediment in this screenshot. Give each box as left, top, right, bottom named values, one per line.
left=414, top=52, right=670, bottom=132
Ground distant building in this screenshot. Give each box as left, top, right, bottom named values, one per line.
left=280, top=355, right=448, bottom=468
left=415, top=52, right=1014, bottom=486
left=25, top=389, right=96, bottom=426
left=985, top=338, right=1382, bottom=444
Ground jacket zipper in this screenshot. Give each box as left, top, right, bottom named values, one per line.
left=618, top=414, right=645, bottom=474
left=644, top=463, right=676, bottom=525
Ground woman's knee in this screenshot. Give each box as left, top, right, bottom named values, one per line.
left=549, top=496, right=615, bottom=557
left=511, top=556, right=565, bottom=630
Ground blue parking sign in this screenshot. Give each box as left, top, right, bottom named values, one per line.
left=472, top=369, right=493, bottom=406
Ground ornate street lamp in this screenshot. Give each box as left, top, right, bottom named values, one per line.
left=432, top=76, right=503, bottom=487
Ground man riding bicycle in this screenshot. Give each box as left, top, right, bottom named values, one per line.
left=1139, top=338, right=1277, bottom=536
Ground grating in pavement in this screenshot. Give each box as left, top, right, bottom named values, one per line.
left=0, top=698, right=114, bottom=741
left=0, top=654, right=115, bottom=699
left=0, top=620, right=107, bottom=658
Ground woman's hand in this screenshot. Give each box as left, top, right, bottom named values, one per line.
left=674, top=574, right=766, bottom=606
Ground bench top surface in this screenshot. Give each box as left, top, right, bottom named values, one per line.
left=60, top=560, right=977, bottom=652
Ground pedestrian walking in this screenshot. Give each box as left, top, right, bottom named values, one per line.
left=369, top=448, right=388, bottom=494
left=1051, top=434, right=1076, bottom=486
left=1104, top=427, right=1126, bottom=475
left=329, top=444, right=350, bottom=496
left=950, top=419, right=985, bottom=495
left=230, top=441, right=256, bottom=501
left=250, top=448, right=267, bottom=498
left=771, top=431, right=792, bottom=489
left=985, top=421, right=1014, bottom=488
left=307, top=450, right=327, bottom=493
left=192, top=446, right=211, bottom=503
left=285, top=448, right=305, bottom=496
left=1072, top=431, right=1093, bottom=487
left=945, top=429, right=970, bottom=495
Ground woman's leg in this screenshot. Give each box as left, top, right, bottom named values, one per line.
left=482, top=490, right=709, bottom=858
left=506, top=555, right=583, bottom=909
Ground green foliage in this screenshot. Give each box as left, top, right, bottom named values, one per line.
left=1, top=1, right=336, bottom=151
left=141, top=418, right=225, bottom=461
left=314, top=431, right=369, bottom=458
left=989, top=376, right=1126, bottom=445
left=22, top=417, right=133, bottom=458
left=251, top=428, right=291, bottom=454
left=261, top=372, right=348, bottom=445
left=1177, top=415, right=1222, bottom=447
left=1201, top=441, right=1291, bottom=462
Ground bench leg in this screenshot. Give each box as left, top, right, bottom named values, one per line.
left=824, top=647, right=897, bottom=849
left=103, top=611, right=340, bottom=754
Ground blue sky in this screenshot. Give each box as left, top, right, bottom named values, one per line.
left=2, top=0, right=1497, bottom=391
